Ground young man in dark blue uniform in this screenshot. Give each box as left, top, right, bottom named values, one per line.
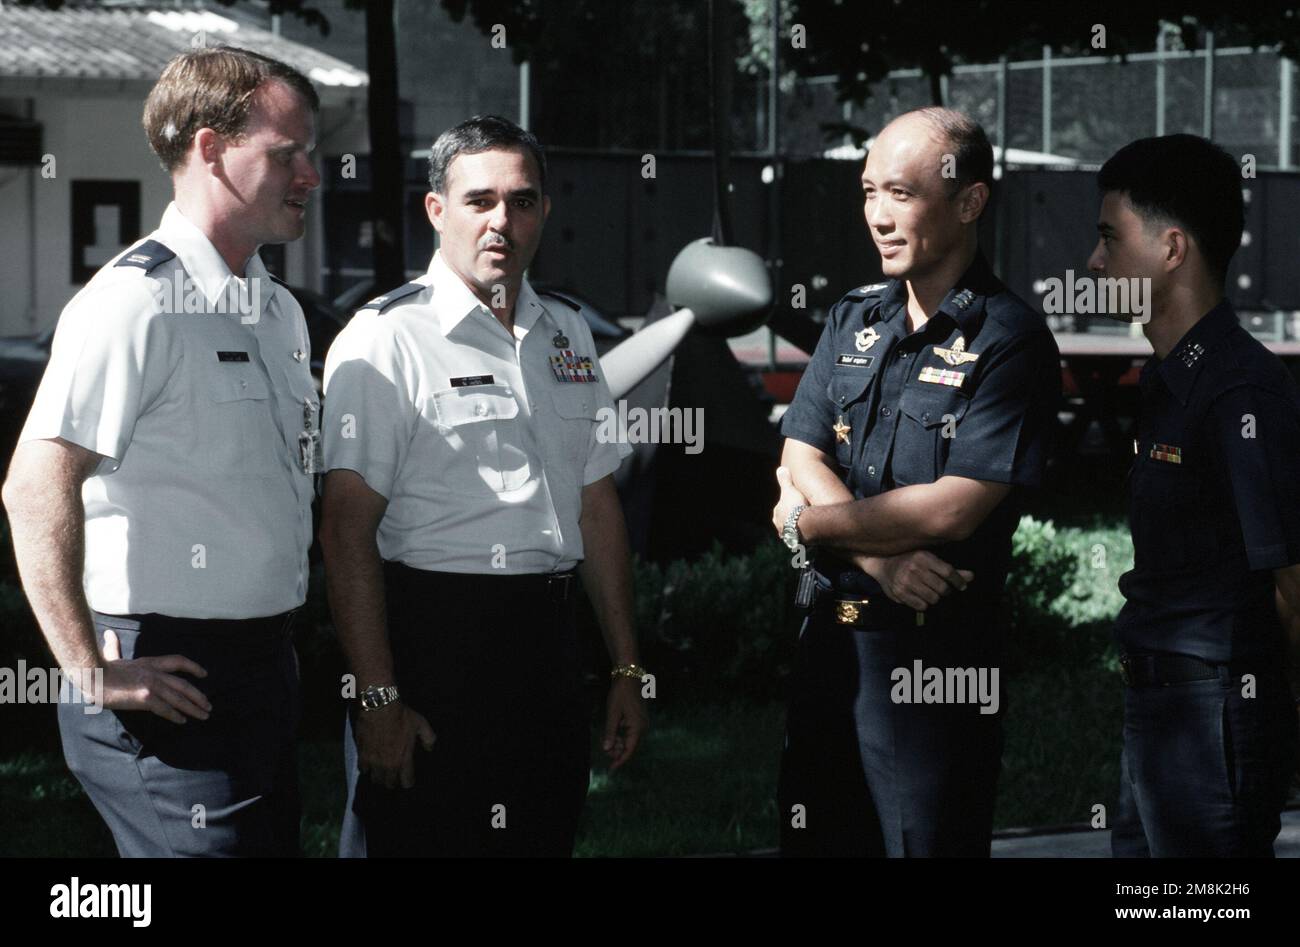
left=1090, top=135, right=1300, bottom=857
left=771, top=108, right=1061, bottom=857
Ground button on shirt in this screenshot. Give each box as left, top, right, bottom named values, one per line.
left=1116, top=301, right=1300, bottom=663
left=19, top=203, right=317, bottom=619
left=322, top=250, right=631, bottom=575
left=781, top=253, right=1061, bottom=618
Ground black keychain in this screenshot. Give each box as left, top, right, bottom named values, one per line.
left=794, top=567, right=818, bottom=609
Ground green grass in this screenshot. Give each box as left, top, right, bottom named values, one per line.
left=2, top=665, right=1127, bottom=857
left=575, top=698, right=784, bottom=856
left=0, top=508, right=1158, bottom=855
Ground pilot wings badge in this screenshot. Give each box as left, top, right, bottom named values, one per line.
left=932, top=335, right=980, bottom=367
left=855, top=325, right=880, bottom=352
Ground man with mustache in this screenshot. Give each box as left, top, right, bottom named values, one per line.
left=2, top=47, right=321, bottom=856
left=772, top=108, right=1060, bottom=856
left=1090, top=135, right=1300, bottom=857
left=320, top=115, right=647, bottom=856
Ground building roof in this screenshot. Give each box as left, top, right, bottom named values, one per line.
left=0, top=1, right=366, bottom=90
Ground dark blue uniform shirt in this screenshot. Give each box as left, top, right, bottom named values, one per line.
left=781, top=253, right=1061, bottom=629
left=1116, top=300, right=1300, bottom=663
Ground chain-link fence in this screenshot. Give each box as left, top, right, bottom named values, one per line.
left=746, top=43, right=1299, bottom=169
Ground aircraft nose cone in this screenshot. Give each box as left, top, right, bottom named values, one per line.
left=666, top=238, right=773, bottom=337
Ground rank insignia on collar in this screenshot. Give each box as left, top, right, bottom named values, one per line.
left=1176, top=341, right=1205, bottom=368
left=1149, top=443, right=1182, bottom=464
left=918, top=366, right=966, bottom=387
left=932, top=335, right=979, bottom=366
left=951, top=288, right=975, bottom=311
left=833, top=415, right=851, bottom=444
left=855, top=325, right=880, bottom=352
left=550, top=350, right=598, bottom=383
left=552, top=330, right=570, bottom=349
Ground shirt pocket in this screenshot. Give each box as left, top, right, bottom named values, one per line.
left=430, top=385, right=531, bottom=495
left=203, top=365, right=280, bottom=476
left=894, top=386, right=970, bottom=486
left=1132, top=458, right=1216, bottom=571
left=826, top=367, right=875, bottom=469
left=550, top=385, right=599, bottom=473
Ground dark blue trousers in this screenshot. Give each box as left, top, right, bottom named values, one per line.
left=1112, top=665, right=1298, bottom=857
left=778, top=612, right=1003, bottom=857
left=58, top=611, right=301, bottom=857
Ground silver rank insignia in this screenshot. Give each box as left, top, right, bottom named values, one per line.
left=932, top=335, right=980, bottom=367
left=855, top=325, right=880, bottom=352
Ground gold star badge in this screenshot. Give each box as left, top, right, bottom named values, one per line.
left=833, top=415, right=851, bottom=444
left=932, top=334, right=980, bottom=366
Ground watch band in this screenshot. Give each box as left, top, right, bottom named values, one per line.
left=610, top=663, right=648, bottom=681
left=783, top=504, right=808, bottom=551
left=359, top=683, right=400, bottom=712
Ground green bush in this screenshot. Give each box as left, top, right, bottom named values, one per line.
left=626, top=540, right=800, bottom=700
left=1002, top=515, right=1130, bottom=674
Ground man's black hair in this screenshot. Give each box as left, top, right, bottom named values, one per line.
left=1097, top=134, right=1243, bottom=284
left=427, top=114, right=546, bottom=194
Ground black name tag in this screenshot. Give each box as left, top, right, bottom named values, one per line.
left=216, top=351, right=250, bottom=362
left=836, top=354, right=874, bottom=368
left=450, top=374, right=495, bottom=387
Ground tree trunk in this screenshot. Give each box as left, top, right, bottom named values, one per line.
left=364, top=0, right=406, bottom=290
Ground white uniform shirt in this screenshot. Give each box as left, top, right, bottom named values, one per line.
left=19, top=203, right=317, bottom=619
left=322, top=250, right=631, bottom=574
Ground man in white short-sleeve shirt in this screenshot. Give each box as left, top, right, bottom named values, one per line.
left=2, top=47, right=321, bottom=857
left=320, top=114, right=648, bottom=857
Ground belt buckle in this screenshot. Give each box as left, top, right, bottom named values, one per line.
left=834, top=600, right=867, bottom=625
left=549, top=573, right=573, bottom=603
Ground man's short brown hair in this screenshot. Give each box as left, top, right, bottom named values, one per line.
left=142, top=46, right=319, bottom=173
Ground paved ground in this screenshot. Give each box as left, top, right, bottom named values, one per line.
left=991, top=807, right=1300, bottom=857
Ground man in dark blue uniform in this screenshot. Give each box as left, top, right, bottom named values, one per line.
left=771, top=108, right=1060, bottom=856
left=1090, top=135, right=1300, bottom=857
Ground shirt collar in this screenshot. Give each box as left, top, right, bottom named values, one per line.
left=871, top=250, right=998, bottom=340
left=428, top=249, right=545, bottom=337
left=1149, top=299, right=1238, bottom=405
left=156, top=202, right=278, bottom=318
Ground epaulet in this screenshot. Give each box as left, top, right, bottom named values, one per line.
left=114, top=240, right=175, bottom=274
left=538, top=289, right=582, bottom=312
left=358, top=281, right=426, bottom=314
left=841, top=281, right=889, bottom=302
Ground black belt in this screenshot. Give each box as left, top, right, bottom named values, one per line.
left=96, top=610, right=298, bottom=636
left=384, top=562, right=576, bottom=604
left=1119, top=652, right=1236, bottom=687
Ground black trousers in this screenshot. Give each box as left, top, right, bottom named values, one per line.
left=778, top=611, right=1003, bottom=857
left=1112, top=665, right=1298, bottom=857
left=352, top=563, right=590, bottom=857
left=58, top=611, right=300, bottom=857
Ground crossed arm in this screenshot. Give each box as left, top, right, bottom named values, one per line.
left=773, top=438, right=1010, bottom=609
